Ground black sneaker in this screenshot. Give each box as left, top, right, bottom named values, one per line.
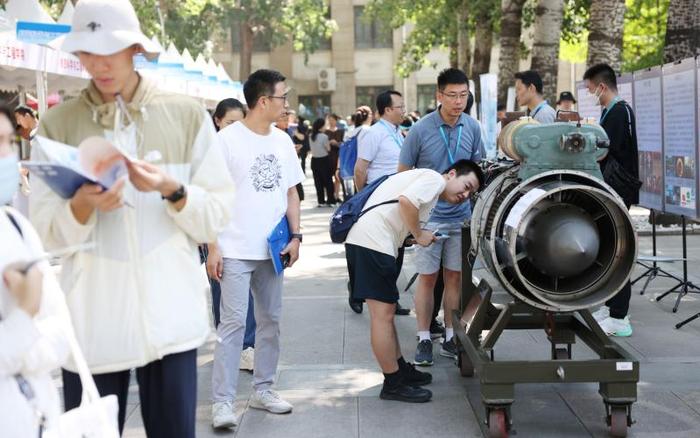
left=440, top=337, right=458, bottom=359
left=430, top=320, right=445, bottom=339
left=400, top=362, right=432, bottom=386
left=380, top=383, right=432, bottom=403
left=414, top=339, right=434, bottom=366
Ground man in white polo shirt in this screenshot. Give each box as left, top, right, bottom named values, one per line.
left=354, top=90, right=405, bottom=190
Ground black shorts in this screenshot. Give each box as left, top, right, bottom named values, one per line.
left=345, top=243, right=399, bottom=304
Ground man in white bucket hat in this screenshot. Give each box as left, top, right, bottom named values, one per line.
left=30, top=1, right=235, bottom=436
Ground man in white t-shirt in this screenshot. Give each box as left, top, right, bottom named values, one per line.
left=207, top=69, right=304, bottom=429
left=350, top=90, right=411, bottom=316
left=345, top=160, right=483, bottom=403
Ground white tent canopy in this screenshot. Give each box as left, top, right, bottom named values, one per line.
left=4, top=0, right=55, bottom=23
left=58, top=0, right=75, bottom=25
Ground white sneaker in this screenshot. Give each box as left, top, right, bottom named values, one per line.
left=599, top=316, right=633, bottom=337
left=592, top=306, right=609, bottom=323
left=250, top=389, right=293, bottom=414
left=240, top=347, right=254, bottom=372
left=211, top=401, right=238, bottom=429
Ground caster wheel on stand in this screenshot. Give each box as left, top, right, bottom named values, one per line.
left=606, top=405, right=630, bottom=437
left=487, top=407, right=509, bottom=438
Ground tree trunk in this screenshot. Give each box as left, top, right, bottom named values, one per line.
left=457, top=3, right=472, bottom=75
left=586, top=0, right=626, bottom=72
left=472, top=9, right=495, bottom=101
left=450, top=41, right=459, bottom=69
left=530, top=0, right=564, bottom=104
left=497, top=0, right=527, bottom=105
left=663, top=0, right=700, bottom=63
left=239, top=22, right=254, bottom=81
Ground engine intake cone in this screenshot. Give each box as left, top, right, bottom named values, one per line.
left=523, top=204, right=600, bottom=278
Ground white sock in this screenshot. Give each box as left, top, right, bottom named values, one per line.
left=418, top=331, right=430, bottom=342
left=445, top=327, right=454, bottom=341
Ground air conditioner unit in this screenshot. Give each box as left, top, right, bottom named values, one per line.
left=317, top=68, right=336, bottom=92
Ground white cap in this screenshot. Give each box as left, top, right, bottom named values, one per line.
left=50, top=0, right=161, bottom=61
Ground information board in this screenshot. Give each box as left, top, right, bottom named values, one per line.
left=575, top=80, right=601, bottom=121
left=662, top=58, right=698, bottom=218
left=634, top=67, right=664, bottom=210
left=618, top=74, right=634, bottom=110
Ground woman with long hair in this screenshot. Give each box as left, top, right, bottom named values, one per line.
left=309, top=118, right=336, bottom=206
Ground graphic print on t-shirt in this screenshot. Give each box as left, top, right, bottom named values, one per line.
left=250, top=154, right=282, bottom=192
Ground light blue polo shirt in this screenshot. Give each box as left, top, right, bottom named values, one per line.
left=399, top=110, right=483, bottom=223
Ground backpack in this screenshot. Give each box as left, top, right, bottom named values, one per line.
left=329, top=174, right=398, bottom=243
left=338, top=128, right=367, bottom=179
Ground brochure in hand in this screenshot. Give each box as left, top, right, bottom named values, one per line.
left=24, top=136, right=133, bottom=199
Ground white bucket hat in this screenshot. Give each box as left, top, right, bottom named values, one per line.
left=50, top=0, right=162, bottom=61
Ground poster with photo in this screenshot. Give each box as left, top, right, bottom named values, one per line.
left=634, top=67, right=663, bottom=210
left=662, top=58, right=698, bottom=218
left=575, top=80, right=601, bottom=121
left=618, top=74, right=635, bottom=110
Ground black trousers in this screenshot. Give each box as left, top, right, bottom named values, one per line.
left=62, top=349, right=197, bottom=438
left=606, top=281, right=631, bottom=319
left=299, top=148, right=309, bottom=174
left=605, top=201, right=632, bottom=319
left=311, top=156, right=336, bottom=204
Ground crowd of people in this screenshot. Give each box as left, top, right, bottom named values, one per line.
left=0, top=0, right=640, bottom=436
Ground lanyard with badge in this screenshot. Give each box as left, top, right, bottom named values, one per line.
left=439, top=125, right=463, bottom=165
left=599, top=96, right=621, bottom=125
left=379, top=120, right=403, bottom=149
left=530, top=101, right=548, bottom=118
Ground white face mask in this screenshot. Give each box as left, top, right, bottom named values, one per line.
left=0, top=153, right=19, bottom=206
left=592, top=85, right=604, bottom=106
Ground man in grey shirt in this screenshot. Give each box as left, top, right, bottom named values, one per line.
left=398, top=68, right=482, bottom=366
left=514, top=70, right=556, bottom=123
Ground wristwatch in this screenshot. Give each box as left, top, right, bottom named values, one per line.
left=291, top=233, right=303, bottom=243
left=162, top=184, right=187, bottom=203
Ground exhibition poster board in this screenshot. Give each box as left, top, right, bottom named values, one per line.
left=634, top=67, right=664, bottom=211
left=662, top=58, right=698, bottom=218
left=617, top=74, right=634, bottom=110
left=575, top=80, right=601, bottom=121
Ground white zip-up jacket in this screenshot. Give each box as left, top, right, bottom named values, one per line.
left=0, top=207, right=72, bottom=436
left=29, top=77, right=235, bottom=373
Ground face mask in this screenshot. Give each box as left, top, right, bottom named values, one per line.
left=0, top=154, right=20, bottom=206
left=592, top=86, right=604, bottom=106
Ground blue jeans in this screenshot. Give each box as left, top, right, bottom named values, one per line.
left=211, top=278, right=256, bottom=349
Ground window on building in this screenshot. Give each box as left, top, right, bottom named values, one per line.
left=356, top=85, right=393, bottom=110
left=354, top=6, right=392, bottom=49
left=416, top=84, right=437, bottom=115
left=298, top=95, right=331, bottom=121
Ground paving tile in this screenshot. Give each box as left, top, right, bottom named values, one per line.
left=359, top=394, right=482, bottom=438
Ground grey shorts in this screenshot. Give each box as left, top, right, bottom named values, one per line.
left=413, top=221, right=464, bottom=274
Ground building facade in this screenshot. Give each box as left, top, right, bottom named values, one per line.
left=213, top=0, right=584, bottom=119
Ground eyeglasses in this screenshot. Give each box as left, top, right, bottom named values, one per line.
left=440, top=91, right=470, bottom=101
left=267, top=94, right=289, bottom=102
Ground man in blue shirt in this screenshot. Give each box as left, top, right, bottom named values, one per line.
left=398, top=68, right=483, bottom=366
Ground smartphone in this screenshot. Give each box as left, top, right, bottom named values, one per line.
left=433, top=231, right=450, bottom=241
left=282, top=253, right=291, bottom=268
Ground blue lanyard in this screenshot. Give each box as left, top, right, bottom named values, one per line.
left=438, top=125, right=463, bottom=165
left=599, top=96, right=621, bottom=125
left=379, top=120, right=403, bottom=148
left=530, top=101, right=548, bottom=118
